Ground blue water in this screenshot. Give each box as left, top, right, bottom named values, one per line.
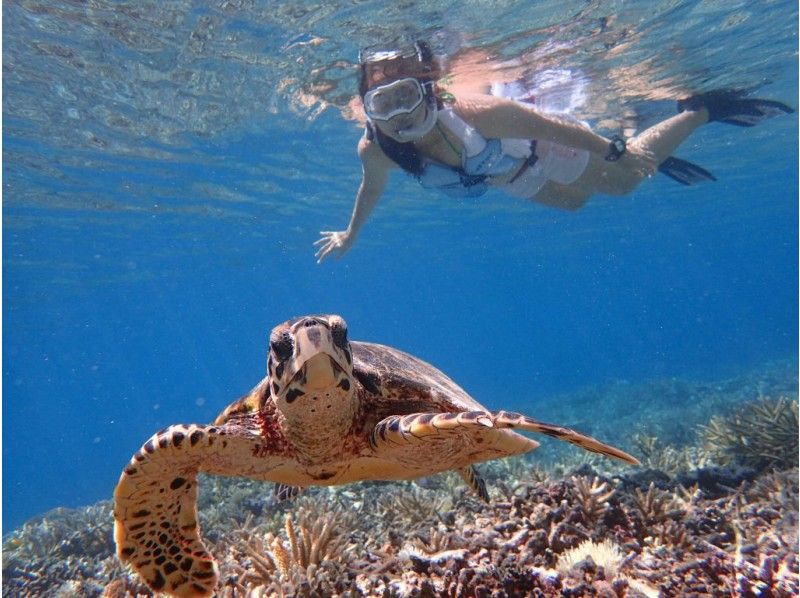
left=3, top=1, right=798, bottom=532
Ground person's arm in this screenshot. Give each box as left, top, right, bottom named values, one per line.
left=454, top=93, right=612, bottom=154
left=315, top=135, right=394, bottom=263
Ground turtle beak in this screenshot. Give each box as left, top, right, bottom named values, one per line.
left=290, top=323, right=349, bottom=385
left=301, top=353, right=341, bottom=390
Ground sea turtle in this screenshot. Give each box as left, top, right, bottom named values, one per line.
left=114, top=314, right=638, bottom=597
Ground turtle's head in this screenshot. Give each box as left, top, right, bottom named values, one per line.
left=267, top=315, right=356, bottom=423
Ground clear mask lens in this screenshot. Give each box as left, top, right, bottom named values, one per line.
left=363, top=78, right=425, bottom=121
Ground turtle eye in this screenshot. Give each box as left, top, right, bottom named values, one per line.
left=270, top=333, right=294, bottom=362
left=331, top=323, right=348, bottom=350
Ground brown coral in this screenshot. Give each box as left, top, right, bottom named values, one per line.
left=631, top=433, right=709, bottom=474
left=631, top=482, right=682, bottom=526
left=218, top=504, right=361, bottom=596
left=572, top=475, right=616, bottom=525
left=700, top=396, right=799, bottom=470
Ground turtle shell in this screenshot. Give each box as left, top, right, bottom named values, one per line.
left=351, top=341, right=487, bottom=414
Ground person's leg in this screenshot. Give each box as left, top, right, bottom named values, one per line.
left=627, top=108, right=708, bottom=163
left=561, top=109, right=710, bottom=197
left=531, top=181, right=591, bottom=210
left=556, top=152, right=640, bottom=196
left=521, top=94, right=788, bottom=205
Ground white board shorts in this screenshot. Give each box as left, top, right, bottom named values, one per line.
left=503, top=139, right=591, bottom=198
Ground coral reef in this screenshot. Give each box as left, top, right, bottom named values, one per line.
left=6, top=466, right=796, bottom=597
left=532, top=358, right=798, bottom=451
left=556, top=538, right=624, bottom=578
left=699, top=396, right=799, bottom=470
left=630, top=433, right=712, bottom=475
left=1, top=502, right=126, bottom=597
left=4, top=364, right=798, bottom=597
left=216, top=506, right=362, bottom=596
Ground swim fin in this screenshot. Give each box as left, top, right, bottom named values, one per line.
left=678, top=89, right=794, bottom=127
left=658, top=156, right=717, bottom=186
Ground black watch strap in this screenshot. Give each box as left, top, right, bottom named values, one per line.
left=605, top=135, right=626, bottom=161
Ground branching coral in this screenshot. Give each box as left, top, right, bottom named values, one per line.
left=731, top=486, right=800, bottom=597
left=699, top=396, right=799, bottom=470
left=571, top=476, right=616, bottom=525
left=629, top=483, right=694, bottom=551
left=4, top=503, right=114, bottom=564
left=631, top=482, right=683, bottom=526
left=747, top=468, right=799, bottom=514
left=643, top=519, right=691, bottom=551
left=375, top=484, right=452, bottom=529
left=3, top=502, right=118, bottom=596
left=223, top=505, right=359, bottom=595
left=486, top=457, right=550, bottom=501
left=279, top=507, right=353, bottom=570
left=631, top=433, right=710, bottom=474
left=409, top=526, right=458, bottom=555
left=400, top=526, right=470, bottom=571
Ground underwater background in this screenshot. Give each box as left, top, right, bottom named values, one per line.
left=2, top=1, right=798, bottom=595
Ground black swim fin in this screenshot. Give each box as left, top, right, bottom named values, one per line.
left=678, top=89, right=794, bottom=127
left=658, top=156, right=717, bottom=186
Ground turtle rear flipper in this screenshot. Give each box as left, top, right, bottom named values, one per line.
left=274, top=483, right=304, bottom=502
left=114, top=424, right=288, bottom=598
left=458, top=465, right=490, bottom=502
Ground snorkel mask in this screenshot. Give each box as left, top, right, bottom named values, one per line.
left=362, top=77, right=438, bottom=140
left=359, top=42, right=439, bottom=141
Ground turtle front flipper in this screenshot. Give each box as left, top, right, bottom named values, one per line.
left=113, top=423, right=288, bottom=598
left=370, top=410, right=639, bottom=466
left=492, top=411, right=641, bottom=465
left=490, top=411, right=640, bottom=465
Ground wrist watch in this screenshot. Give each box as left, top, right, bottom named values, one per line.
left=605, top=135, right=626, bottom=161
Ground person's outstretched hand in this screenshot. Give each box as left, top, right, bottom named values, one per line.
left=315, top=230, right=353, bottom=263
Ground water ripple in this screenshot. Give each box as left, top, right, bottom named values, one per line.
left=3, top=0, right=797, bottom=218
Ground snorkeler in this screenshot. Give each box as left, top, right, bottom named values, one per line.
left=315, top=42, right=793, bottom=263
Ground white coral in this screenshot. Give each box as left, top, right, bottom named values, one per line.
left=556, top=538, right=624, bottom=577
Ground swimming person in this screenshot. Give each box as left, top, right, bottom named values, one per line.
left=315, top=42, right=793, bottom=263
